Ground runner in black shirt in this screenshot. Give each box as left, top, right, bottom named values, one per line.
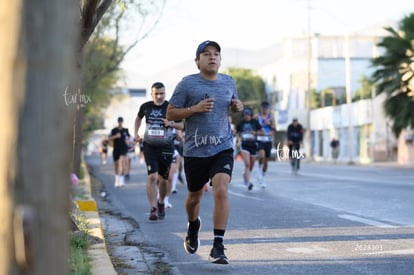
left=236, top=107, right=263, bottom=190
left=108, top=116, right=130, bottom=187
left=287, top=117, right=304, bottom=172
left=134, top=82, right=183, bottom=221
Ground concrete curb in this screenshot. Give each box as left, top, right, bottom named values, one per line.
left=75, top=160, right=117, bottom=275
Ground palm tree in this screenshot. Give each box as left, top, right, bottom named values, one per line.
left=371, top=13, right=414, bottom=137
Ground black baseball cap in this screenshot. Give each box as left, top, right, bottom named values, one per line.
left=196, top=40, right=221, bottom=57
left=261, top=101, right=270, bottom=109
left=243, top=107, right=253, bottom=116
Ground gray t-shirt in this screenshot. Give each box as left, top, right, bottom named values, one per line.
left=169, top=73, right=238, bottom=157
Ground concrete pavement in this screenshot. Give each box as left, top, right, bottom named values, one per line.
left=76, top=152, right=408, bottom=274
left=77, top=156, right=171, bottom=274
left=75, top=160, right=117, bottom=275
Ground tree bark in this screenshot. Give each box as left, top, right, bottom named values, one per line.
left=72, top=48, right=86, bottom=177
left=80, top=0, right=114, bottom=50
left=1, top=1, right=78, bottom=274
left=0, top=1, right=24, bottom=273
left=72, top=0, right=114, bottom=176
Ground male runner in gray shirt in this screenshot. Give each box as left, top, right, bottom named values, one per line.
left=167, top=40, right=243, bottom=264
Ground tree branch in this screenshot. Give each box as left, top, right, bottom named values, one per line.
left=80, top=0, right=114, bottom=50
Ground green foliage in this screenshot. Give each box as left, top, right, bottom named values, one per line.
left=70, top=215, right=91, bottom=275
left=225, top=67, right=266, bottom=108
left=318, top=88, right=332, bottom=107
left=310, top=89, right=321, bottom=108
left=80, top=0, right=166, bottom=139
left=71, top=231, right=89, bottom=250
left=70, top=232, right=91, bottom=275
left=384, top=92, right=414, bottom=136
left=82, top=36, right=121, bottom=137
left=371, top=13, right=414, bottom=137
left=224, top=67, right=266, bottom=125
left=353, top=75, right=374, bottom=101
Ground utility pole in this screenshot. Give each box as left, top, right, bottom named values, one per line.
left=305, top=0, right=312, bottom=159
left=345, top=34, right=354, bottom=163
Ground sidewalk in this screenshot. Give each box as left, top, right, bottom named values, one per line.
left=75, top=161, right=117, bottom=275
left=76, top=157, right=171, bottom=275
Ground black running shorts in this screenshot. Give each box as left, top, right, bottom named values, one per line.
left=184, top=148, right=234, bottom=192
left=113, top=149, right=127, bottom=162
left=240, top=142, right=258, bottom=156
left=143, top=143, right=173, bottom=179
left=258, top=141, right=272, bottom=158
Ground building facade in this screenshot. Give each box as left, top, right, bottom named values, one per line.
left=259, top=34, right=411, bottom=164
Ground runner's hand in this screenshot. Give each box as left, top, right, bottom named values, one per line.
left=231, top=99, right=243, bottom=112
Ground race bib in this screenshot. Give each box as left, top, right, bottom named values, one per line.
left=241, top=133, right=255, bottom=141
left=257, top=135, right=272, bottom=142
left=144, top=125, right=174, bottom=147
left=148, top=129, right=165, bottom=137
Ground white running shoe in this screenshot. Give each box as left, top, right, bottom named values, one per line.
left=261, top=174, right=267, bottom=188
left=164, top=197, right=173, bottom=208
left=119, top=175, right=125, bottom=187
left=256, top=168, right=263, bottom=184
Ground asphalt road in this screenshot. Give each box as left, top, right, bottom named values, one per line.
left=86, top=154, right=414, bottom=275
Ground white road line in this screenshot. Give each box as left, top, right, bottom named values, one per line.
left=228, top=190, right=264, bottom=201
left=284, top=170, right=403, bottom=185
left=338, top=214, right=397, bottom=228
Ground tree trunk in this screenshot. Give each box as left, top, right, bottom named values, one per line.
left=0, top=1, right=78, bottom=274
left=72, top=41, right=88, bottom=177
left=72, top=103, right=85, bottom=177
left=0, top=1, right=24, bottom=273
left=72, top=0, right=114, bottom=176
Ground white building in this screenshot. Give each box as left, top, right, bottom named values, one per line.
left=259, top=32, right=413, bottom=165
left=115, top=20, right=413, bottom=165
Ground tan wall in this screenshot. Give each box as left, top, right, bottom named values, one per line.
left=398, top=130, right=414, bottom=166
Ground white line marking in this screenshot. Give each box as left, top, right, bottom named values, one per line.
left=338, top=214, right=397, bottom=228
left=228, top=190, right=264, bottom=201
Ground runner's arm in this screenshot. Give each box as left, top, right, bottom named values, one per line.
left=166, top=100, right=212, bottom=121
left=134, top=116, right=142, bottom=141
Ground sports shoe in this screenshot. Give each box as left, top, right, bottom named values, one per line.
left=248, top=182, right=253, bottom=191
left=164, top=197, right=173, bottom=208
left=119, top=175, right=125, bottom=187
left=242, top=173, right=248, bottom=186
left=149, top=207, right=158, bottom=221
left=209, top=243, right=229, bottom=264
left=257, top=167, right=263, bottom=183
left=157, top=202, right=165, bottom=220
left=114, top=175, right=120, bottom=187
left=184, top=217, right=201, bottom=254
